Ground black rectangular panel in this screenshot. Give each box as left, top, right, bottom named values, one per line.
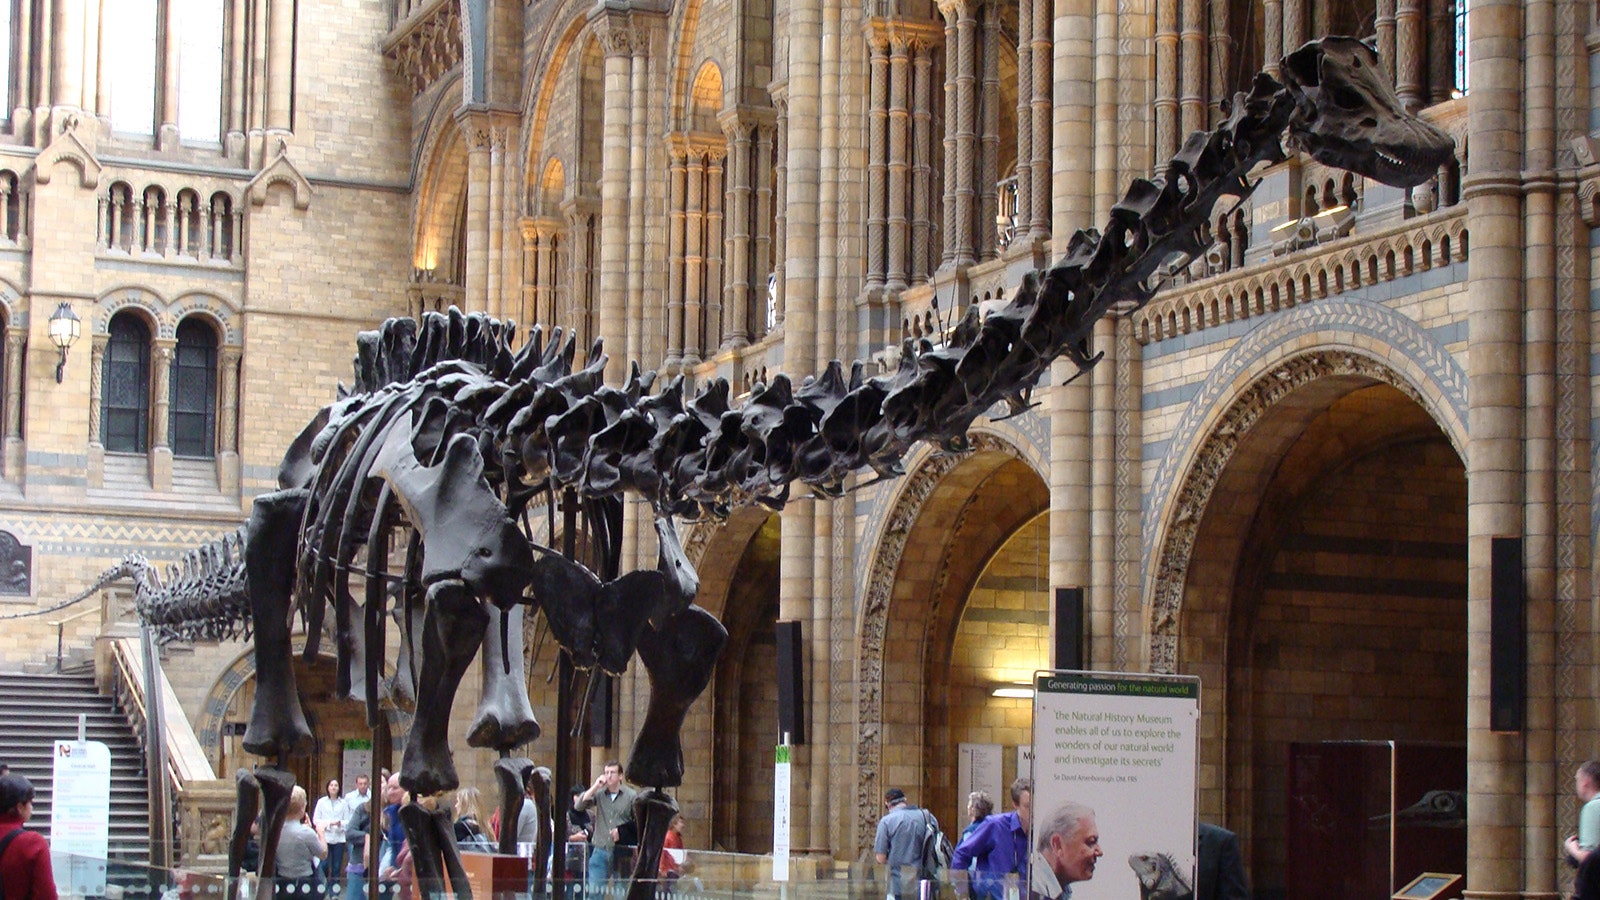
left=1490, top=536, right=1524, bottom=733
left=1055, top=587, right=1085, bottom=671
left=776, top=620, right=806, bottom=745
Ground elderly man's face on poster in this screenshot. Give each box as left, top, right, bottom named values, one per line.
left=1048, top=814, right=1102, bottom=884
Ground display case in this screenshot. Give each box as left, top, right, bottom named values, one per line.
left=1286, top=741, right=1466, bottom=900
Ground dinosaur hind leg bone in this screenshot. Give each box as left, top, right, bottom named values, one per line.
left=400, top=578, right=489, bottom=795
left=242, top=489, right=315, bottom=759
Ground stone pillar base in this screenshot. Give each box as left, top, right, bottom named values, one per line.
left=87, top=443, right=104, bottom=489
left=150, top=446, right=172, bottom=492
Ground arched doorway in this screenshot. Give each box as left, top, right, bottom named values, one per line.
left=1167, top=372, right=1467, bottom=896
left=857, top=433, right=1049, bottom=848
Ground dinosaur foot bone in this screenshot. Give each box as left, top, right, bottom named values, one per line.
left=625, top=605, right=727, bottom=788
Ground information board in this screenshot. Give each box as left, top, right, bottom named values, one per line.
left=1029, top=671, right=1200, bottom=900
left=51, top=739, right=111, bottom=897
left=772, top=744, right=791, bottom=882
left=958, top=743, right=1005, bottom=814
left=342, top=739, right=373, bottom=792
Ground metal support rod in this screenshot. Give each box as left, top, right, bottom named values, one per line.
left=552, top=488, right=579, bottom=900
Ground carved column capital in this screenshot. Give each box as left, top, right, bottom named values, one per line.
left=589, top=7, right=658, bottom=58
left=865, top=16, right=945, bottom=52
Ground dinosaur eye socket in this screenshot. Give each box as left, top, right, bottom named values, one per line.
left=1329, top=84, right=1367, bottom=110
left=477, top=547, right=493, bottom=558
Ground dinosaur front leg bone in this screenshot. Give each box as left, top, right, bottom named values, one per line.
left=625, top=605, right=727, bottom=788
left=227, top=769, right=261, bottom=880
left=400, top=578, right=489, bottom=795
left=398, top=800, right=452, bottom=899
left=623, top=790, right=679, bottom=900
left=528, top=765, right=554, bottom=895
left=241, top=489, right=315, bottom=758
left=253, top=767, right=296, bottom=883
left=468, top=601, right=541, bottom=751
left=492, top=757, right=536, bottom=856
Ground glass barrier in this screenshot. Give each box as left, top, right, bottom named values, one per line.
left=45, top=849, right=1020, bottom=900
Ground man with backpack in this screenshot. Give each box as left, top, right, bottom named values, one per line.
left=0, top=774, right=56, bottom=900
left=875, top=788, right=945, bottom=900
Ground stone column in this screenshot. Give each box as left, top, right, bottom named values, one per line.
left=1155, top=0, right=1180, bottom=163
left=721, top=114, right=753, bottom=350
left=1029, top=0, right=1051, bottom=239
left=159, top=0, right=181, bottom=146
left=50, top=0, right=83, bottom=114
left=162, top=202, right=176, bottom=259
left=1208, top=0, right=1231, bottom=120
left=1395, top=0, right=1425, bottom=112
left=1053, top=0, right=1092, bottom=235
left=1092, top=0, right=1119, bottom=221
left=1014, top=0, right=1033, bottom=238
left=87, top=334, right=106, bottom=487
left=589, top=8, right=637, bottom=383
left=3, top=328, right=22, bottom=481
left=666, top=139, right=688, bottom=365
left=1461, top=0, right=1527, bottom=893
left=1427, top=0, right=1455, bottom=103
left=1281, top=0, right=1304, bottom=63
left=888, top=35, right=911, bottom=288
left=1376, top=0, right=1397, bottom=85
left=772, top=88, right=788, bottom=326
left=13, top=0, right=36, bottom=134
left=978, top=3, right=999, bottom=262
left=1263, top=0, right=1283, bottom=79
left=753, top=122, right=775, bottom=334
left=911, top=39, right=935, bottom=281
left=947, top=0, right=978, bottom=267
left=781, top=0, right=821, bottom=846
left=227, top=0, right=248, bottom=151
left=1089, top=315, right=1116, bottom=670
left=684, top=148, right=706, bottom=364
left=486, top=128, right=505, bottom=319
left=150, top=338, right=174, bottom=491
left=866, top=32, right=888, bottom=290
left=940, top=11, right=957, bottom=268
left=625, top=24, right=654, bottom=374
left=266, top=0, right=295, bottom=133
left=704, top=147, right=726, bottom=351
left=217, top=345, right=241, bottom=495
left=460, top=119, right=493, bottom=313
left=1179, top=0, right=1205, bottom=137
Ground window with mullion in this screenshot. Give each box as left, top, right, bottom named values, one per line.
left=102, top=315, right=151, bottom=453
left=169, top=319, right=217, bottom=458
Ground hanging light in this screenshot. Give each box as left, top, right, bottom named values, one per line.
left=47, top=302, right=81, bottom=384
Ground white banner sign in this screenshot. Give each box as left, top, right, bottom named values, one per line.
left=1029, top=671, right=1200, bottom=900
left=342, top=740, right=373, bottom=793
left=51, top=739, right=111, bottom=897
left=958, top=743, right=1005, bottom=813
left=1017, top=745, right=1033, bottom=782
left=772, top=745, right=792, bottom=882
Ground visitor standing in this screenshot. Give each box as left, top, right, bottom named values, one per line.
left=874, top=788, right=934, bottom=900
left=275, top=786, right=327, bottom=896
left=0, top=774, right=56, bottom=900
left=575, top=762, right=637, bottom=895
left=1568, top=761, right=1600, bottom=867
left=314, top=779, right=348, bottom=888
left=952, top=778, right=1031, bottom=900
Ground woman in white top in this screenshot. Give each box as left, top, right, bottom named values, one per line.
left=313, top=778, right=347, bottom=886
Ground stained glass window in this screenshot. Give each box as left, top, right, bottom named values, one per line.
left=170, top=318, right=216, bottom=458
left=103, top=313, right=151, bottom=453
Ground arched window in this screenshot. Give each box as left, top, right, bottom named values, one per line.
left=169, top=318, right=217, bottom=458
left=102, top=313, right=151, bottom=453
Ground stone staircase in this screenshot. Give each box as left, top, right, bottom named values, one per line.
left=0, top=671, right=152, bottom=863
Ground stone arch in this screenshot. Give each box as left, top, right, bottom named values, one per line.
left=687, top=62, right=723, bottom=132
left=1144, top=346, right=1466, bottom=674
left=414, top=118, right=469, bottom=280
left=170, top=291, right=242, bottom=345
left=536, top=157, right=565, bottom=217
left=193, top=636, right=407, bottom=774
left=853, top=431, right=1044, bottom=854
left=95, top=287, right=164, bottom=336
left=522, top=4, right=592, bottom=197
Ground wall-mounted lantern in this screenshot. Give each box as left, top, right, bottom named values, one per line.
left=47, top=302, right=81, bottom=384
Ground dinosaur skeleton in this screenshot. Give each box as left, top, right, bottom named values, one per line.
left=98, top=37, right=1452, bottom=899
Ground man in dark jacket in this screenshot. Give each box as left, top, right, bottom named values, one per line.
left=0, top=774, right=56, bottom=900
left=1195, top=822, right=1249, bottom=900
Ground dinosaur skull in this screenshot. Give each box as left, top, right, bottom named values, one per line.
left=1281, top=37, right=1456, bottom=188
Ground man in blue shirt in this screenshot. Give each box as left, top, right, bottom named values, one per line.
left=952, top=778, right=1032, bottom=900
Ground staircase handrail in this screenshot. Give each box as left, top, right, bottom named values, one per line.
left=104, top=637, right=235, bottom=873
left=106, top=637, right=218, bottom=783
